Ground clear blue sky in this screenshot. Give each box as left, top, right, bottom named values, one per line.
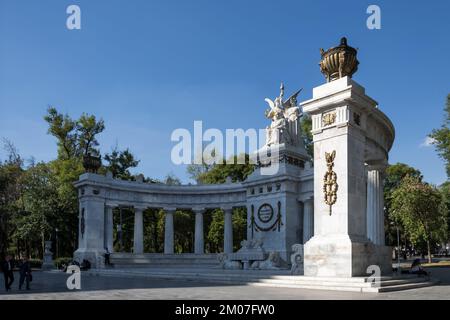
left=0, top=0, right=449, bottom=184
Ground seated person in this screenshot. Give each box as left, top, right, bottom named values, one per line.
left=410, top=259, right=429, bottom=276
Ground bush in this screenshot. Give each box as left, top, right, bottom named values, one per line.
left=54, top=257, right=73, bottom=269
left=28, top=259, right=43, bottom=269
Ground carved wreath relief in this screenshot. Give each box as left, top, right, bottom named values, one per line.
left=323, top=150, right=338, bottom=215
left=322, top=112, right=336, bottom=127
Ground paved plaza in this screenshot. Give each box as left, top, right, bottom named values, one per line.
left=1, top=267, right=449, bottom=300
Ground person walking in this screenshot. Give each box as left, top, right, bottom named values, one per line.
left=2, top=255, right=15, bottom=292
left=18, top=257, right=31, bottom=290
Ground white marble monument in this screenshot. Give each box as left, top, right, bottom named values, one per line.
left=300, top=38, right=395, bottom=277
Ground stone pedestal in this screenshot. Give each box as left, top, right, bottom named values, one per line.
left=73, top=188, right=106, bottom=268
left=243, top=144, right=312, bottom=262
left=42, top=241, right=54, bottom=270
left=301, top=77, right=395, bottom=276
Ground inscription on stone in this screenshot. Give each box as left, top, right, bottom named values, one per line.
left=258, top=204, right=274, bottom=223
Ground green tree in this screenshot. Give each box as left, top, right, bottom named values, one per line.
left=439, top=181, right=450, bottom=246
left=44, top=107, right=105, bottom=159
left=429, top=94, right=450, bottom=178
left=103, top=147, right=139, bottom=180
left=384, top=163, right=422, bottom=249
left=0, top=140, right=24, bottom=259
left=391, top=175, right=447, bottom=263
left=300, top=114, right=313, bottom=158
left=197, top=154, right=254, bottom=184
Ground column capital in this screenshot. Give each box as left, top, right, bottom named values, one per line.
left=192, top=207, right=206, bottom=214
left=365, top=160, right=388, bottom=172
left=105, top=202, right=119, bottom=209
left=163, top=207, right=177, bottom=214
left=222, top=206, right=234, bottom=213
left=134, top=205, right=147, bottom=212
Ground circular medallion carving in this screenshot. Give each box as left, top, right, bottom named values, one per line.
left=258, top=204, right=274, bottom=223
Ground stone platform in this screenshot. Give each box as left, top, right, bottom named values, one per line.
left=87, top=266, right=437, bottom=293
left=110, top=253, right=219, bottom=268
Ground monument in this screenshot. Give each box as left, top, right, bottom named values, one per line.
left=73, top=37, right=393, bottom=280
left=301, top=37, right=395, bottom=277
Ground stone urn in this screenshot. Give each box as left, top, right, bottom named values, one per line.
left=82, top=153, right=102, bottom=173
left=319, top=37, right=359, bottom=82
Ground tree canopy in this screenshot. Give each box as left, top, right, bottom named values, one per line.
left=391, top=175, right=447, bottom=262
left=429, top=94, right=450, bottom=178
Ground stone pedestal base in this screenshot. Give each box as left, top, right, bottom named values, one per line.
left=74, top=248, right=104, bottom=269
left=42, top=253, right=54, bottom=270
left=304, top=235, right=392, bottom=277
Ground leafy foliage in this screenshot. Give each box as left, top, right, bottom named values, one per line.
left=391, top=175, right=448, bottom=262
left=429, top=94, right=450, bottom=178
left=44, top=107, right=105, bottom=159
left=103, top=147, right=139, bottom=180
left=300, top=114, right=313, bottom=158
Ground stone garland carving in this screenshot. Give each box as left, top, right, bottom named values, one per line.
left=80, top=208, right=85, bottom=238
left=323, top=151, right=338, bottom=215
left=249, top=201, right=283, bottom=233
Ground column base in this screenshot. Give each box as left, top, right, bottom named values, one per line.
left=74, top=248, right=105, bottom=269
left=304, top=235, right=392, bottom=277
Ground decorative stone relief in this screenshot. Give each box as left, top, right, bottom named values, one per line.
left=322, top=112, right=336, bottom=127
left=323, top=151, right=338, bottom=215
left=249, top=201, right=283, bottom=233
left=290, top=244, right=304, bottom=275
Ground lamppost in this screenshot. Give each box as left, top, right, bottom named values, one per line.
left=55, top=228, right=59, bottom=260
left=390, top=220, right=401, bottom=272
left=118, top=207, right=123, bottom=252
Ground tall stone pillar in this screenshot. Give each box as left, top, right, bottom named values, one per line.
left=303, top=199, right=314, bottom=244
left=301, top=74, right=395, bottom=277
left=105, top=204, right=114, bottom=252
left=73, top=181, right=106, bottom=268
left=164, top=208, right=175, bottom=254
left=133, top=207, right=144, bottom=254
left=194, top=208, right=205, bottom=254
left=223, top=207, right=233, bottom=254
left=366, top=168, right=385, bottom=245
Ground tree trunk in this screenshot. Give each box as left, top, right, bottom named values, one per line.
left=427, top=240, right=432, bottom=264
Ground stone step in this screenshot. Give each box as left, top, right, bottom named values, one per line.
left=87, top=269, right=436, bottom=293
left=110, top=253, right=219, bottom=266
left=375, top=281, right=438, bottom=293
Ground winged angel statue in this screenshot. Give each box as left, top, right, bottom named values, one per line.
left=264, top=83, right=303, bottom=147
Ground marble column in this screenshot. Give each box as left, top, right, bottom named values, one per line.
left=164, top=208, right=175, bottom=254
left=366, top=168, right=385, bottom=245
left=105, top=205, right=114, bottom=253
left=377, top=172, right=386, bottom=246
left=194, top=208, right=205, bottom=254
left=223, top=207, right=233, bottom=254
left=366, top=169, right=375, bottom=243
left=303, top=199, right=314, bottom=244
left=133, top=207, right=144, bottom=254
